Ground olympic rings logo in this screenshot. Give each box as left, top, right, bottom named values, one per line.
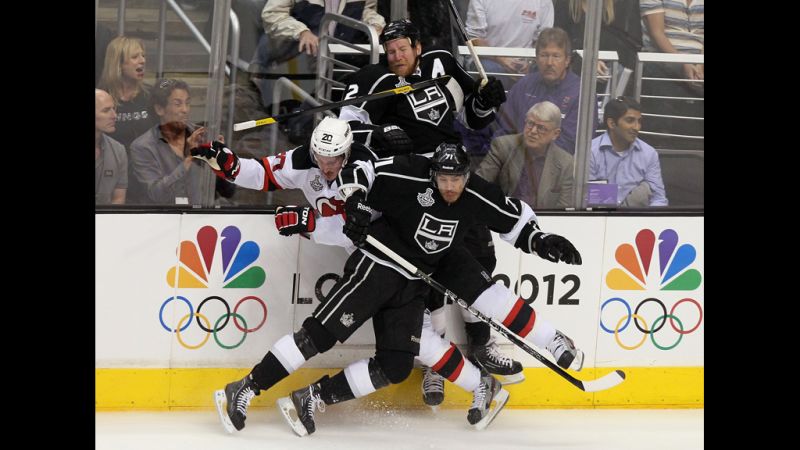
left=158, top=295, right=268, bottom=350
left=599, top=297, right=703, bottom=350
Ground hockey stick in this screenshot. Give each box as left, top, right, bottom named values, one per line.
left=365, top=235, right=626, bottom=393
left=446, top=0, right=488, bottom=87
left=233, top=75, right=452, bottom=131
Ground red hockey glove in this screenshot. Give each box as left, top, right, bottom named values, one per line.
left=275, top=205, right=316, bottom=236
left=191, top=140, right=241, bottom=181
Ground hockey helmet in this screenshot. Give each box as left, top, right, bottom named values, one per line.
left=379, top=19, right=421, bottom=48
left=310, top=117, right=353, bottom=165
left=430, top=142, right=471, bottom=185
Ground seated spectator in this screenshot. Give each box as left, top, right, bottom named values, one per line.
left=465, top=0, right=554, bottom=90
left=97, top=36, right=158, bottom=203
left=477, top=101, right=574, bottom=209
left=457, top=27, right=595, bottom=161
left=639, top=0, right=703, bottom=149
left=590, top=96, right=667, bottom=207
left=554, top=0, right=643, bottom=73
left=251, top=1, right=385, bottom=106
left=130, top=79, right=235, bottom=205
left=96, top=89, right=127, bottom=205
left=260, top=0, right=384, bottom=60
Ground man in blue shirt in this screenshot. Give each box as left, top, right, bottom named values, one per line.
left=590, top=96, right=668, bottom=207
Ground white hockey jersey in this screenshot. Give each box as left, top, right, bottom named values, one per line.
left=234, top=143, right=378, bottom=252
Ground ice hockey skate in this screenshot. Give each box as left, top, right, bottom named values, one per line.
left=214, top=374, right=260, bottom=433
left=421, top=365, right=445, bottom=409
left=277, top=378, right=327, bottom=437
left=467, top=369, right=509, bottom=430
left=545, top=330, right=584, bottom=371
left=470, top=337, right=525, bottom=385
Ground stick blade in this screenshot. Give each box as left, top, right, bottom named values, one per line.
left=580, top=370, right=627, bottom=393
left=233, top=120, right=256, bottom=131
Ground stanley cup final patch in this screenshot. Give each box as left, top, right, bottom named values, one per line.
left=414, top=213, right=459, bottom=254
left=417, top=188, right=435, bottom=207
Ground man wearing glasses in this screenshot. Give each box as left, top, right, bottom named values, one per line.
left=491, top=27, right=594, bottom=155
left=477, top=100, right=574, bottom=209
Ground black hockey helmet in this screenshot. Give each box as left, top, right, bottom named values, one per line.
left=379, top=19, right=421, bottom=48
left=430, top=142, right=471, bottom=185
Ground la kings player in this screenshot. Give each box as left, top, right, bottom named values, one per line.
left=192, top=118, right=509, bottom=435
left=339, top=19, right=506, bottom=154
left=329, top=143, right=586, bottom=420
left=341, top=19, right=523, bottom=400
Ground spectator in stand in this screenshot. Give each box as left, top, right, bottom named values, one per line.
left=465, top=0, right=554, bottom=90
left=130, top=79, right=235, bottom=205
left=95, top=89, right=127, bottom=205
left=590, top=96, right=667, bottom=207
left=250, top=1, right=385, bottom=106
left=553, top=0, right=642, bottom=73
left=639, top=0, right=703, bottom=149
left=261, top=0, right=385, bottom=59
left=97, top=36, right=158, bottom=150
left=97, top=36, right=159, bottom=203
left=488, top=27, right=595, bottom=156
left=478, top=101, right=574, bottom=209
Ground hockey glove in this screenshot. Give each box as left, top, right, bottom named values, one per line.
left=474, top=76, right=506, bottom=110
left=343, top=191, right=372, bottom=247
left=371, top=124, right=413, bottom=156
left=515, top=221, right=582, bottom=265
left=275, top=205, right=316, bottom=236
left=191, top=140, right=241, bottom=181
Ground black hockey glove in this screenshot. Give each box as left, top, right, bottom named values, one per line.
left=274, top=205, right=316, bottom=236
left=191, top=140, right=241, bottom=181
left=343, top=191, right=372, bottom=247
left=371, top=124, right=413, bottom=156
left=473, top=76, right=506, bottom=110
left=515, top=221, right=582, bottom=265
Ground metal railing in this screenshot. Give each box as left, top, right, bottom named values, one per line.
left=633, top=52, right=704, bottom=143
left=316, top=13, right=381, bottom=105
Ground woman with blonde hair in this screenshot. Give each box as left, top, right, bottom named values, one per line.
left=97, top=36, right=157, bottom=149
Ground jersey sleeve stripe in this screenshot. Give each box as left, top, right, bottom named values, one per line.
left=260, top=156, right=284, bottom=191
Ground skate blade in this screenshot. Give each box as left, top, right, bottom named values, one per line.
left=571, top=350, right=585, bottom=371
left=427, top=404, right=440, bottom=413
left=496, top=372, right=525, bottom=386
left=276, top=396, right=308, bottom=437
left=214, top=390, right=235, bottom=434
left=473, top=388, right=509, bottom=431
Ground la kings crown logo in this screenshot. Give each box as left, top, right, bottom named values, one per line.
left=415, top=213, right=458, bottom=254
left=406, top=85, right=448, bottom=126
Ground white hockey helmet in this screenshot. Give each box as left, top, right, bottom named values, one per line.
left=310, top=117, right=353, bottom=165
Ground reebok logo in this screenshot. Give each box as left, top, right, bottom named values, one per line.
left=356, top=203, right=372, bottom=213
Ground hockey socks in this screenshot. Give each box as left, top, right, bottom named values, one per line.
left=471, top=283, right=556, bottom=348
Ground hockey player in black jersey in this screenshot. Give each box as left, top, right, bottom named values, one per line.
left=340, top=19, right=523, bottom=399
left=339, top=19, right=506, bottom=154
left=193, top=118, right=509, bottom=436
left=328, top=142, right=585, bottom=417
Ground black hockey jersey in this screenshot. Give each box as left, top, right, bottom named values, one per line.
left=339, top=49, right=496, bottom=154
left=338, top=153, right=537, bottom=275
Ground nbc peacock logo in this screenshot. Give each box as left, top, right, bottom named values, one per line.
left=600, top=229, right=703, bottom=351
left=167, top=225, right=266, bottom=288
left=606, top=229, right=701, bottom=291
left=159, top=225, right=269, bottom=350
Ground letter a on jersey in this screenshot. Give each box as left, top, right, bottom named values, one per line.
left=414, top=213, right=459, bottom=254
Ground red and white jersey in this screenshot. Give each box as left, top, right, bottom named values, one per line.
left=234, top=143, right=378, bottom=252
